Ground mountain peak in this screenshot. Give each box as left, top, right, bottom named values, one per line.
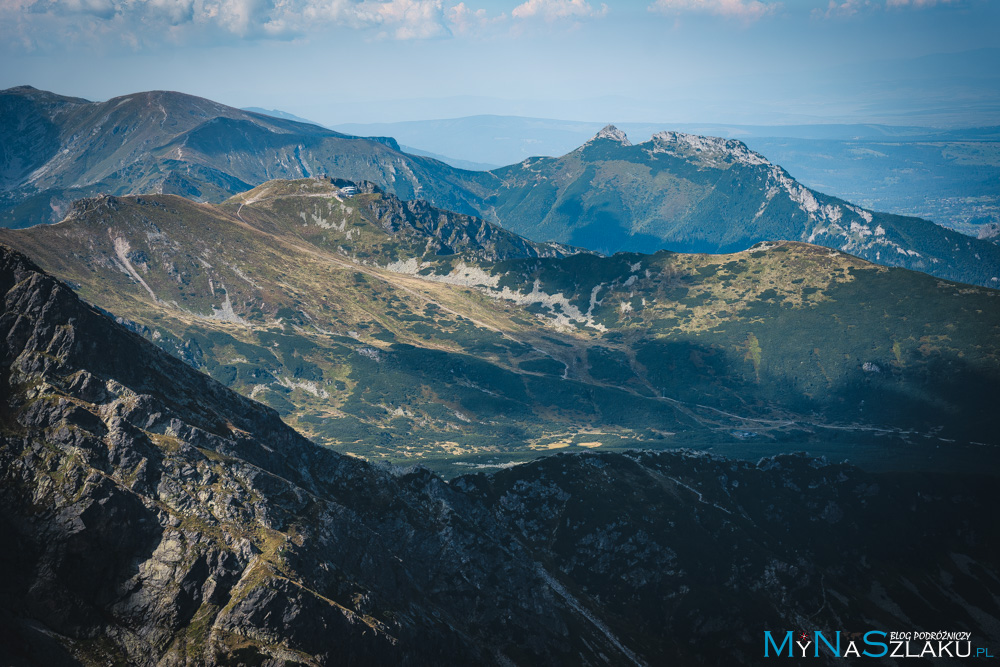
left=646, top=130, right=771, bottom=167
left=592, top=124, right=631, bottom=145
left=1, top=84, right=90, bottom=105
left=367, top=135, right=401, bottom=151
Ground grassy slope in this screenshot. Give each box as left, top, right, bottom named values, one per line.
left=3, top=179, right=998, bottom=476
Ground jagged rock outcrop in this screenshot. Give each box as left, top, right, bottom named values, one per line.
left=0, top=245, right=624, bottom=665
left=230, top=178, right=578, bottom=263
left=356, top=185, right=575, bottom=262
left=589, top=125, right=631, bottom=146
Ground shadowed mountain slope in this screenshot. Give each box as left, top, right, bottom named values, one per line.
left=2, top=244, right=998, bottom=665
left=0, top=243, right=631, bottom=665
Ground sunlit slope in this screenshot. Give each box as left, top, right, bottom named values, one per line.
left=3, top=179, right=998, bottom=473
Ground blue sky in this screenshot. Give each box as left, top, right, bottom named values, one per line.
left=2, top=0, right=998, bottom=126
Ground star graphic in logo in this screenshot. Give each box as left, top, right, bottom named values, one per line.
left=799, top=632, right=810, bottom=641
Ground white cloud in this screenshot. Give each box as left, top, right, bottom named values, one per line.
left=886, top=0, right=958, bottom=7
left=206, top=0, right=273, bottom=36
left=355, top=0, right=450, bottom=39
left=812, top=0, right=870, bottom=18
left=648, top=0, right=779, bottom=21
left=1, top=0, right=477, bottom=45
left=511, top=0, right=607, bottom=20
left=449, top=1, right=502, bottom=33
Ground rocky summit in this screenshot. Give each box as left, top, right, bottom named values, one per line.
left=2, top=243, right=999, bottom=665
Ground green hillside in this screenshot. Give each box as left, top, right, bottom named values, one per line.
left=3, top=179, right=998, bottom=475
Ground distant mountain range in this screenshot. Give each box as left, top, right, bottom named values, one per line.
left=244, top=106, right=500, bottom=171
left=3, top=85, right=1000, bottom=288
left=0, top=86, right=479, bottom=228
left=397, top=145, right=499, bottom=171
left=462, top=126, right=1000, bottom=287
left=334, top=115, right=1000, bottom=235
left=241, top=106, right=325, bottom=126
left=334, top=115, right=1000, bottom=168
left=4, top=242, right=998, bottom=664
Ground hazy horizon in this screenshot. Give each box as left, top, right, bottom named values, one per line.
left=3, top=1, right=999, bottom=127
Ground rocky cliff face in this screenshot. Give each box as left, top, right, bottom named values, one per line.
left=1, top=244, right=998, bottom=665
left=0, top=245, right=624, bottom=665
left=353, top=183, right=576, bottom=262
left=227, top=178, right=578, bottom=264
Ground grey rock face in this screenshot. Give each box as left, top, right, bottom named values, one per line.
left=0, top=245, right=608, bottom=665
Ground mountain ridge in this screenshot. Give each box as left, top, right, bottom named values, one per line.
left=471, top=125, right=1000, bottom=287
left=3, top=179, right=998, bottom=476
left=0, top=86, right=485, bottom=229
left=331, top=114, right=1000, bottom=239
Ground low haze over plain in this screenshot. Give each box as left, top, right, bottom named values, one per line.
left=2, top=0, right=998, bottom=126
